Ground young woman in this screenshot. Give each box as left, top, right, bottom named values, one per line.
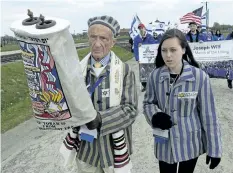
left=143, top=29, right=222, bottom=173
left=214, top=30, right=225, bottom=41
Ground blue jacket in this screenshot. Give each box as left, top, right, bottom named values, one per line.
left=226, top=33, right=233, bottom=40
left=203, top=32, right=214, bottom=42
left=185, top=31, right=206, bottom=42
left=213, top=34, right=225, bottom=41
left=133, top=33, right=158, bottom=61
left=143, top=61, right=222, bottom=163
left=153, top=34, right=163, bottom=43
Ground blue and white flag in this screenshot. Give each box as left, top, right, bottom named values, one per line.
left=129, top=14, right=141, bottom=39
left=147, top=20, right=166, bottom=36
left=201, top=9, right=209, bottom=29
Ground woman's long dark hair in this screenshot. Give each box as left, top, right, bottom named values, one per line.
left=215, top=30, right=222, bottom=37
left=155, top=29, right=200, bottom=68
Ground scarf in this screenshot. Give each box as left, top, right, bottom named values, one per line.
left=60, top=51, right=132, bottom=173
left=187, top=30, right=199, bottom=42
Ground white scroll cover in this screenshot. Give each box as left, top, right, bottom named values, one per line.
left=10, top=17, right=96, bottom=130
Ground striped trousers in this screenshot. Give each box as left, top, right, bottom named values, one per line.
left=76, top=160, right=114, bottom=173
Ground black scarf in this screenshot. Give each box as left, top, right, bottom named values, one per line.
left=187, top=30, right=200, bottom=42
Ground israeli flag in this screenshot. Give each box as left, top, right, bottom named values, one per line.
left=129, top=14, right=141, bottom=39
left=147, top=21, right=166, bottom=36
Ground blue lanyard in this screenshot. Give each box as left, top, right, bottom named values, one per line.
left=88, top=71, right=110, bottom=97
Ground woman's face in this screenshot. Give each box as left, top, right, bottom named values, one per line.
left=217, top=30, right=220, bottom=34
left=161, top=37, right=185, bottom=70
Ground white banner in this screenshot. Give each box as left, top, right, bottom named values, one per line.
left=189, top=40, right=233, bottom=61
left=139, top=44, right=159, bottom=63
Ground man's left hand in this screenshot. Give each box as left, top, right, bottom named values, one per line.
left=86, top=112, right=102, bottom=130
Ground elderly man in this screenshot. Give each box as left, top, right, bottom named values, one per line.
left=75, top=15, right=138, bottom=173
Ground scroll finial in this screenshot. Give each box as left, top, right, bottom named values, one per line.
left=27, top=9, right=33, bottom=19
left=39, top=14, right=45, bottom=25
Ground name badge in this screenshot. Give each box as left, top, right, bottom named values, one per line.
left=79, top=125, right=97, bottom=143
left=80, top=133, right=94, bottom=143
left=177, top=92, right=198, bottom=99
left=102, top=89, right=110, bottom=98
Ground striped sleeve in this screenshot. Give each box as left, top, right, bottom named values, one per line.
left=143, top=71, right=162, bottom=126
left=98, top=64, right=138, bottom=137
left=197, top=72, right=222, bottom=158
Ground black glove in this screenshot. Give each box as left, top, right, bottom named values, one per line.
left=72, top=126, right=80, bottom=134
left=206, top=155, right=221, bottom=169
left=86, top=112, right=102, bottom=130
left=151, top=112, right=172, bottom=130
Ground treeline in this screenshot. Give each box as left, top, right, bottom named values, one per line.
left=211, top=22, right=233, bottom=32
left=1, top=35, right=17, bottom=47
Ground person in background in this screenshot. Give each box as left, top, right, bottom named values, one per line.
left=197, top=25, right=202, bottom=33
left=225, top=31, right=233, bottom=89
left=226, top=31, right=233, bottom=40
left=153, top=32, right=162, bottom=43
left=213, top=30, right=225, bottom=41
left=133, top=23, right=157, bottom=92
left=143, top=28, right=222, bottom=173
left=205, top=27, right=214, bottom=41
left=129, top=37, right=134, bottom=53
left=186, top=22, right=205, bottom=43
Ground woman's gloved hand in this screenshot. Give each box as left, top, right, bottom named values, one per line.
left=206, top=155, right=221, bottom=169
left=151, top=112, right=172, bottom=130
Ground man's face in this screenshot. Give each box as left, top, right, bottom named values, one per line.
left=88, top=24, right=115, bottom=61
left=139, top=27, right=146, bottom=36
left=190, top=24, right=197, bottom=32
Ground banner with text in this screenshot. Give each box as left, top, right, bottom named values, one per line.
left=190, top=40, right=233, bottom=79
left=139, top=44, right=157, bottom=82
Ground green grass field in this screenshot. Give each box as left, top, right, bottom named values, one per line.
left=1, top=36, right=130, bottom=52
left=1, top=44, right=20, bottom=52
left=1, top=46, right=133, bottom=133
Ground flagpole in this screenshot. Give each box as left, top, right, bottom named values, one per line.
left=202, top=1, right=209, bottom=28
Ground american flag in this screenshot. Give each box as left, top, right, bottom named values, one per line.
left=180, top=6, right=203, bottom=25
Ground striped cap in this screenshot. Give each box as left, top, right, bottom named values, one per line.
left=88, top=15, right=120, bottom=37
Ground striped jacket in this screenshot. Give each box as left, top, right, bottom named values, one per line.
left=143, top=61, right=222, bottom=164
left=77, top=55, right=138, bottom=168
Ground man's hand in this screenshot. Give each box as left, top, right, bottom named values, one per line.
left=86, top=112, right=102, bottom=130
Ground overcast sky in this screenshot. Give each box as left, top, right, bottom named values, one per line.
left=1, top=0, right=233, bottom=36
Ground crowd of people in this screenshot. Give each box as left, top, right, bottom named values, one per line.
left=130, top=21, right=233, bottom=89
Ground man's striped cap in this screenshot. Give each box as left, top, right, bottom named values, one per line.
left=88, top=15, right=120, bottom=37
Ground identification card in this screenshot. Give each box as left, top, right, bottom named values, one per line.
left=79, top=125, right=97, bottom=143
left=153, top=128, right=169, bottom=144
left=177, top=92, right=198, bottom=99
